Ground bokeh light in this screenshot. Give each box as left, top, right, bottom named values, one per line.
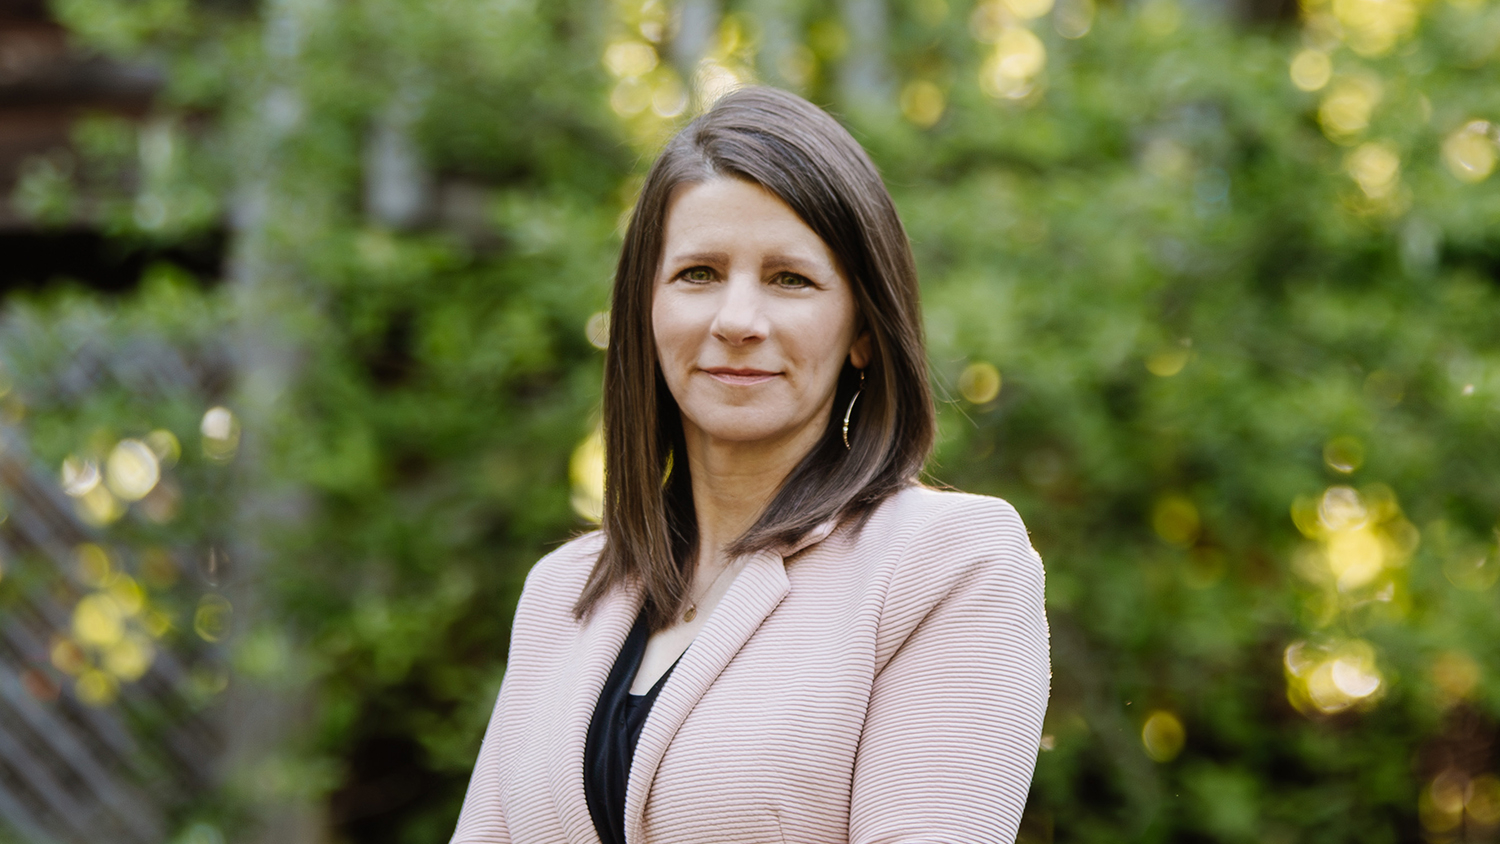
left=1053, top=0, right=1095, bottom=37
left=980, top=28, right=1046, bottom=100
left=103, top=632, right=155, bottom=682
left=1345, top=141, right=1401, bottom=198
left=1004, top=0, right=1055, bottom=20
left=1431, top=650, right=1480, bottom=706
left=1318, top=76, right=1381, bottom=143
left=900, top=80, right=947, bottom=128
left=75, top=669, right=119, bottom=706
left=1290, top=49, right=1332, bottom=91
left=1141, top=710, right=1185, bottom=762
left=1152, top=495, right=1200, bottom=548
left=1146, top=347, right=1190, bottom=377
left=1284, top=638, right=1384, bottom=714
left=1442, top=121, right=1498, bottom=184
left=1330, top=0, right=1418, bottom=56
left=958, top=361, right=1002, bottom=404
left=145, top=428, right=182, bottom=466
left=1323, top=435, right=1364, bottom=474
left=201, top=406, right=240, bottom=461
left=105, top=438, right=160, bottom=501
left=570, top=427, right=605, bottom=522
left=61, top=455, right=101, bottom=497
left=586, top=311, right=611, bottom=350
left=194, top=594, right=233, bottom=642
left=73, top=593, right=125, bottom=648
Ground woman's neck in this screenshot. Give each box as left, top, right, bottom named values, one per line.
left=681, top=421, right=822, bottom=569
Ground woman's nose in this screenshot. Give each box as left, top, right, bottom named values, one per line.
left=710, top=276, right=768, bottom=345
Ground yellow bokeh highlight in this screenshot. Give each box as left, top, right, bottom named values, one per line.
left=958, top=362, right=1002, bottom=404
left=73, top=593, right=125, bottom=648
left=1141, top=711, right=1185, bottom=762
left=1146, top=348, right=1190, bottom=376
left=76, top=484, right=124, bottom=526
left=611, top=78, right=652, bottom=117
left=75, top=669, right=119, bottom=707
left=1345, top=141, right=1401, bottom=198
left=1290, top=49, right=1332, bottom=91
left=195, top=594, right=233, bottom=642
left=1004, top=0, right=1055, bottom=20
left=900, top=80, right=947, bottom=128
left=1323, top=435, right=1364, bottom=473
left=109, top=574, right=145, bottom=616
left=1318, top=76, right=1382, bottom=143
left=570, top=427, right=606, bottom=523
left=1291, top=485, right=1417, bottom=594
left=201, top=406, right=240, bottom=462
left=980, top=28, right=1046, bottom=100
left=105, top=438, right=160, bottom=501
left=603, top=40, right=658, bottom=78
left=1284, top=638, right=1384, bottom=714
left=145, top=428, right=181, bottom=467
left=1325, top=523, right=1383, bottom=588
left=1442, top=122, right=1498, bottom=183
left=103, top=632, right=155, bottom=682
left=50, top=636, right=87, bottom=676
left=586, top=311, right=611, bottom=350
left=969, top=1, right=1008, bottom=43
left=1153, top=495, right=1200, bottom=547
left=1431, top=650, right=1480, bottom=704
left=61, top=455, right=101, bottom=497
left=1332, top=0, right=1418, bottom=56
left=695, top=60, right=743, bottom=109
left=1469, top=775, right=1500, bottom=827
left=143, top=608, right=173, bottom=639
left=1420, top=770, right=1471, bottom=833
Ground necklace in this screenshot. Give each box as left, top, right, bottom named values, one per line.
left=682, top=559, right=741, bottom=623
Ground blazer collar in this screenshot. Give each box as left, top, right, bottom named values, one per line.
left=623, top=517, right=836, bottom=842
left=551, top=579, right=641, bottom=844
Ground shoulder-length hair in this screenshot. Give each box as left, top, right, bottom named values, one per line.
left=575, top=86, right=935, bottom=631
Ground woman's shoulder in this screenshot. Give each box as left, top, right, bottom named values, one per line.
left=852, top=485, right=1043, bottom=583
left=872, top=484, right=1032, bottom=543
left=517, top=530, right=605, bottom=605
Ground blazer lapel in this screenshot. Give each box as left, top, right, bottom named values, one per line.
left=623, top=547, right=792, bottom=843
left=550, top=581, right=641, bottom=844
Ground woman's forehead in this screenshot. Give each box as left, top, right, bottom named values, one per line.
left=660, top=178, right=837, bottom=266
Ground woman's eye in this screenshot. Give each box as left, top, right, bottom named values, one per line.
left=679, top=267, right=715, bottom=282
left=773, top=273, right=814, bottom=289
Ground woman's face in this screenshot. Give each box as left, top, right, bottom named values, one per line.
left=653, top=177, right=871, bottom=455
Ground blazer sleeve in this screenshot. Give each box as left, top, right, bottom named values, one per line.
left=848, top=498, right=1051, bottom=844
left=449, top=679, right=514, bottom=844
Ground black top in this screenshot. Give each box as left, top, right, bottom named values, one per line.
left=584, top=610, right=682, bottom=844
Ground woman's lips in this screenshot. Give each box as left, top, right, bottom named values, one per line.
left=703, top=367, right=779, bottom=385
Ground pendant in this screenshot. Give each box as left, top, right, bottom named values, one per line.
left=683, top=606, right=697, bottom=622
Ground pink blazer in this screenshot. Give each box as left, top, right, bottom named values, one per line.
left=452, top=486, right=1050, bottom=843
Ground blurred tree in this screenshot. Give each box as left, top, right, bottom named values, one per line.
left=6, top=0, right=1499, bottom=841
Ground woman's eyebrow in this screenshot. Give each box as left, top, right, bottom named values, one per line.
left=664, top=251, right=729, bottom=267
left=761, top=254, right=826, bottom=274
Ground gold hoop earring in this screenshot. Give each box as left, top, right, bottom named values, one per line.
left=842, top=369, right=865, bottom=451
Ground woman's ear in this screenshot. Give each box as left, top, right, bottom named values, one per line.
left=849, top=331, right=873, bottom=369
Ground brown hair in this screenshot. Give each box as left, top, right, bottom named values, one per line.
left=575, top=86, right=935, bottom=631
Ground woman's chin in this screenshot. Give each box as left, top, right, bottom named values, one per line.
left=685, top=416, right=823, bottom=452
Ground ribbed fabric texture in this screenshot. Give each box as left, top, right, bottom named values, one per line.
left=451, top=486, right=1051, bottom=844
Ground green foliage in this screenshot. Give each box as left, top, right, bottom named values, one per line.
left=12, top=0, right=1500, bottom=840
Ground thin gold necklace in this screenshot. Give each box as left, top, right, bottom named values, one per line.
left=682, top=559, right=741, bottom=623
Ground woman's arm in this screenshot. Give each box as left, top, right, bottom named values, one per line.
left=449, top=685, right=514, bottom=844
left=848, top=498, right=1051, bottom=844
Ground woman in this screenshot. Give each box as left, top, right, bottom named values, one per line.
left=452, top=86, right=1049, bottom=844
